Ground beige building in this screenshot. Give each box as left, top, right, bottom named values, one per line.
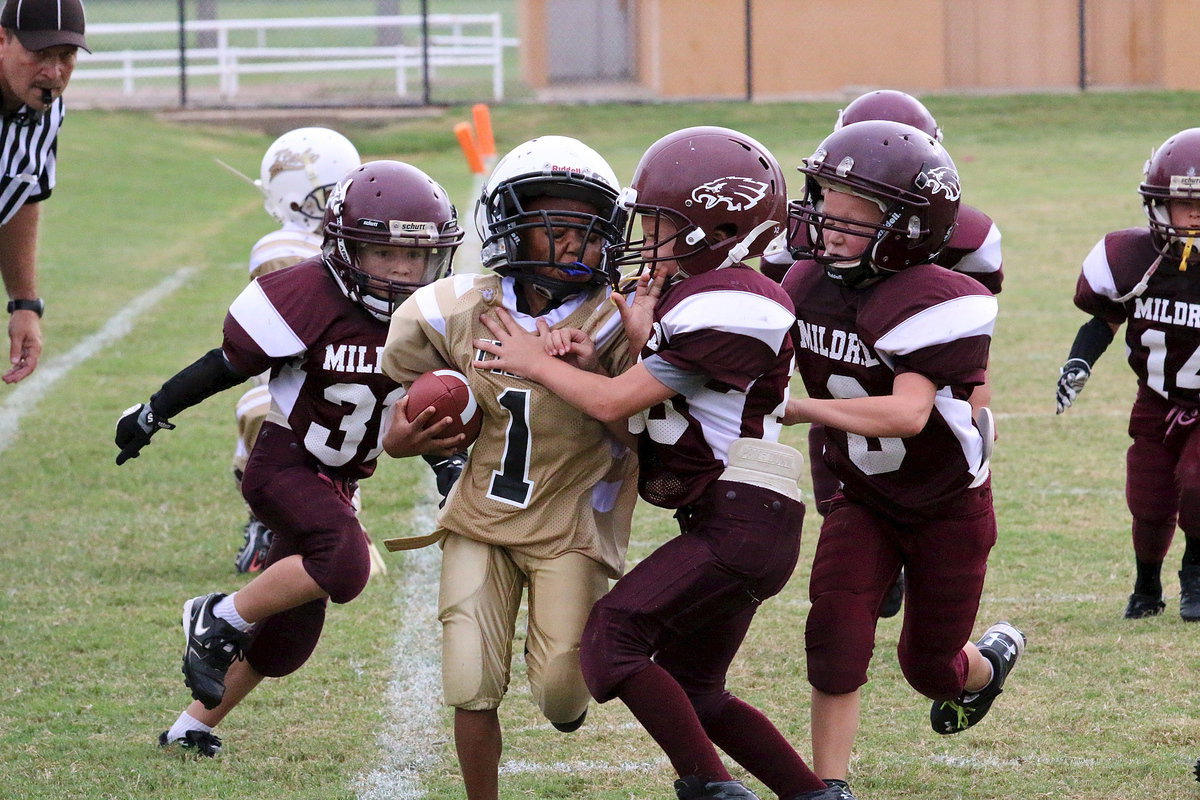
left=519, top=0, right=1198, bottom=100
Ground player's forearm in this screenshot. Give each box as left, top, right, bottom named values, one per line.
left=787, top=395, right=928, bottom=438
left=150, top=348, right=249, bottom=418
left=523, top=356, right=630, bottom=422
left=1065, top=315, right=1117, bottom=368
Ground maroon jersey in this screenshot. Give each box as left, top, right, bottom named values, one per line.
left=784, top=261, right=996, bottom=519
left=1074, top=227, right=1200, bottom=410
left=632, top=265, right=796, bottom=508
left=222, top=257, right=402, bottom=480
left=939, top=203, right=1003, bottom=295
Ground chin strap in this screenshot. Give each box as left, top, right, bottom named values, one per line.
left=1111, top=238, right=1197, bottom=303
left=1113, top=253, right=1164, bottom=303
left=715, top=220, right=780, bottom=270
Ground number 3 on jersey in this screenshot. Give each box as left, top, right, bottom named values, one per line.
left=488, top=387, right=535, bottom=507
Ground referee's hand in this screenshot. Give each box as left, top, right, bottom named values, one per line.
left=4, top=311, right=41, bottom=384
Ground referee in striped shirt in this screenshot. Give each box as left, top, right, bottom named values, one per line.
left=0, top=0, right=88, bottom=384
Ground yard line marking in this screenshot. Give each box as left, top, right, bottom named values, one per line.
left=356, top=499, right=443, bottom=800
left=500, top=758, right=669, bottom=775
left=0, top=266, right=196, bottom=455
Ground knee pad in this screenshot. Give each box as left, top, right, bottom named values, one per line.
left=899, top=645, right=968, bottom=702
left=316, top=535, right=370, bottom=604
left=580, top=601, right=649, bottom=703
left=805, top=591, right=875, bottom=695
left=245, top=599, right=327, bottom=678
left=530, top=646, right=590, bottom=723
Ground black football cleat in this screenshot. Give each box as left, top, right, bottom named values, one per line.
left=181, top=593, right=249, bottom=710
left=674, top=776, right=761, bottom=799
left=551, top=708, right=587, bottom=733
left=234, top=516, right=273, bottom=574
left=879, top=569, right=904, bottom=619
left=1123, top=591, right=1165, bottom=619
left=1179, top=567, right=1200, bottom=621
left=931, top=621, right=1026, bottom=735
left=786, top=781, right=858, bottom=800
left=158, top=729, right=222, bottom=758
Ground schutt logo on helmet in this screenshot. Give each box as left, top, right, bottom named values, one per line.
left=688, top=176, right=769, bottom=212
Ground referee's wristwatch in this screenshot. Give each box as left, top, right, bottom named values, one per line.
left=7, top=298, right=44, bottom=317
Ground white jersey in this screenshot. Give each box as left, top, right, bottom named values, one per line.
left=248, top=224, right=323, bottom=279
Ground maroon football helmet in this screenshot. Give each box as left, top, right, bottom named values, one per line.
left=1139, top=127, right=1200, bottom=260
left=323, top=160, right=464, bottom=320
left=609, top=126, right=787, bottom=278
left=836, top=89, right=942, bottom=141
left=790, top=120, right=961, bottom=288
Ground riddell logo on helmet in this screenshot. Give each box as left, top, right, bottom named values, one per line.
left=688, top=177, right=769, bottom=212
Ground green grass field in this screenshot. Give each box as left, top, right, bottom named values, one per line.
left=2, top=93, right=1199, bottom=800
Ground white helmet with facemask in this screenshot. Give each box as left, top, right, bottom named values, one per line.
left=259, top=127, right=362, bottom=233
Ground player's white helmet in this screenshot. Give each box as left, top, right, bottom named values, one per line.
left=475, top=135, right=624, bottom=301
left=258, top=127, right=362, bottom=233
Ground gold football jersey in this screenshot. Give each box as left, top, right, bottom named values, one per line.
left=382, top=273, right=637, bottom=577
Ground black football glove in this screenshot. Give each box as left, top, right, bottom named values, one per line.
left=428, top=452, right=468, bottom=508
left=114, top=402, right=176, bottom=465
left=1055, top=358, right=1092, bottom=415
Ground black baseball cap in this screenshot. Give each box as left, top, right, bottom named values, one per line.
left=1, top=0, right=90, bottom=53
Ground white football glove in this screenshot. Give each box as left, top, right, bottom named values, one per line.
left=1055, top=358, right=1092, bottom=415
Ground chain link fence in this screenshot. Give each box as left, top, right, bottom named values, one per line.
left=70, top=0, right=523, bottom=109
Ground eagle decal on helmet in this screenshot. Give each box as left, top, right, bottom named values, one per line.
left=689, top=176, right=769, bottom=212
left=918, top=166, right=961, bottom=202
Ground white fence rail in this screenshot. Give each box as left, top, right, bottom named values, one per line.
left=73, top=14, right=517, bottom=102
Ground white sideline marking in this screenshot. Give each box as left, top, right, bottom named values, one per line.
left=0, top=266, right=196, bottom=455
left=355, top=500, right=443, bottom=800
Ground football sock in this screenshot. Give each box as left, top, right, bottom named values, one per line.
left=1181, top=537, right=1200, bottom=568
left=166, top=710, right=213, bottom=741
left=215, top=593, right=254, bottom=632
left=1134, top=558, right=1163, bottom=597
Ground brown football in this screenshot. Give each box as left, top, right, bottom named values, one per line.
left=404, top=369, right=482, bottom=445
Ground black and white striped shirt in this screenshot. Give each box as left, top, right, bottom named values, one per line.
left=0, top=96, right=62, bottom=226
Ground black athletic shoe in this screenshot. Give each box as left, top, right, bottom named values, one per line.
left=181, top=593, right=249, bottom=710
left=787, top=781, right=857, bottom=800
left=1179, top=567, right=1200, bottom=621
left=1124, top=591, right=1165, bottom=619
left=158, top=729, right=222, bottom=757
left=930, top=621, right=1026, bottom=735
left=674, top=776, right=761, bottom=799
left=234, top=516, right=273, bottom=574
left=879, top=569, right=904, bottom=619
left=551, top=708, right=587, bottom=733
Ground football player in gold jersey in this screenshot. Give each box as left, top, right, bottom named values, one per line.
left=381, top=136, right=637, bottom=800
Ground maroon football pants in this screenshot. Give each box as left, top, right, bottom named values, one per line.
left=805, top=482, right=996, bottom=700
left=238, top=422, right=371, bottom=677
left=581, top=482, right=823, bottom=795
left=1126, top=387, right=1200, bottom=562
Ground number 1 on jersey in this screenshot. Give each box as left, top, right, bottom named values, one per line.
left=488, top=388, right=535, bottom=507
